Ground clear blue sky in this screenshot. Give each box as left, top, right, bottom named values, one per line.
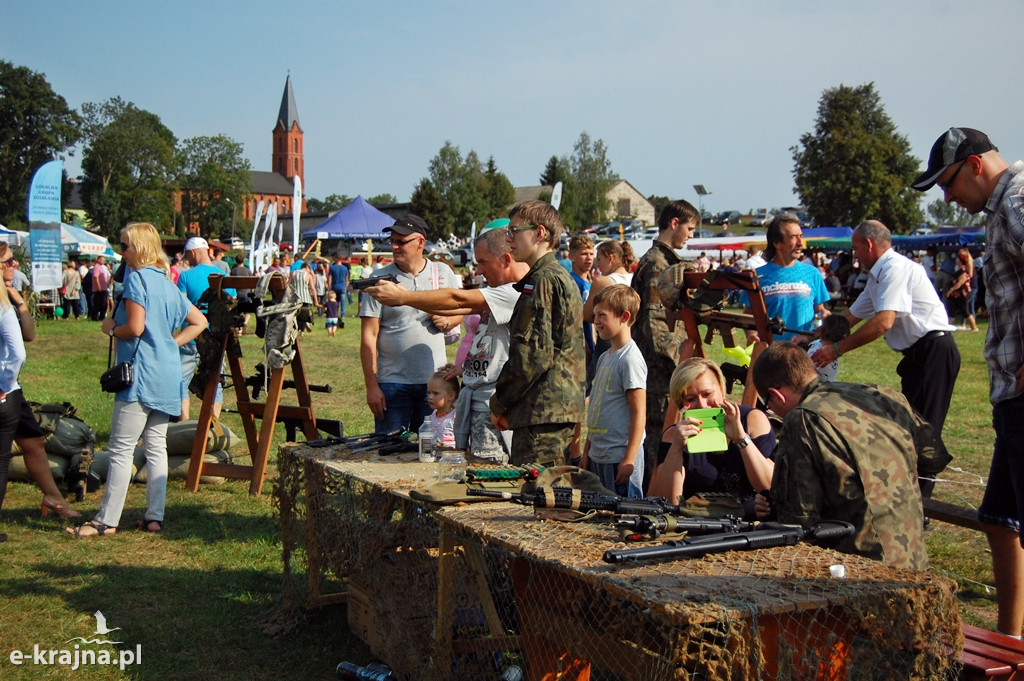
left=3, top=1, right=1022, bottom=218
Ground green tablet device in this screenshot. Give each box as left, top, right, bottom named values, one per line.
left=683, top=407, right=728, bottom=453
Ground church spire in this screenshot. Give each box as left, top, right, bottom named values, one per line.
left=277, top=74, right=300, bottom=131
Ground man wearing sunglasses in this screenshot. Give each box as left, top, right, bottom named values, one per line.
left=913, top=127, right=1024, bottom=638
left=359, top=215, right=462, bottom=435
left=489, top=200, right=585, bottom=468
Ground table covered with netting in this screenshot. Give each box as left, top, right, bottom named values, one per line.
left=275, top=443, right=963, bottom=681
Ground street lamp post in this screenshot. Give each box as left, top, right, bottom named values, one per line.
left=693, top=185, right=711, bottom=225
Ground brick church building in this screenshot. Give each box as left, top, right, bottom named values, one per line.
left=242, top=75, right=308, bottom=223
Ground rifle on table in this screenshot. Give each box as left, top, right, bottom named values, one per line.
left=602, top=520, right=855, bottom=564
left=466, top=486, right=685, bottom=516
left=305, top=429, right=406, bottom=449
left=350, top=273, right=399, bottom=291
left=616, top=514, right=753, bottom=540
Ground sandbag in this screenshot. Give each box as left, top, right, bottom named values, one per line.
left=165, top=419, right=241, bottom=457
left=88, top=450, right=137, bottom=486
left=133, top=451, right=232, bottom=485
left=26, top=402, right=97, bottom=458
left=7, top=452, right=68, bottom=481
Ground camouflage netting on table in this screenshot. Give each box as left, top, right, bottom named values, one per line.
left=274, top=444, right=964, bottom=681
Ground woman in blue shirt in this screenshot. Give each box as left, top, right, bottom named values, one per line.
left=68, top=223, right=206, bottom=537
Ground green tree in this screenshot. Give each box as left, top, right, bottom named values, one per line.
left=0, top=61, right=80, bottom=228
left=647, top=195, right=671, bottom=221
left=409, top=178, right=445, bottom=238
left=367, top=193, right=398, bottom=206
left=176, top=135, right=252, bottom=238
left=483, top=156, right=516, bottom=219
left=423, top=141, right=492, bottom=236
left=565, top=131, right=616, bottom=230
left=79, top=97, right=177, bottom=237
left=791, top=82, right=922, bottom=232
left=306, top=194, right=352, bottom=212
left=539, top=155, right=569, bottom=187
left=926, top=199, right=984, bottom=228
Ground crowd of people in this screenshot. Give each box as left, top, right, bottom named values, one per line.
left=359, top=126, right=1024, bottom=639
left=0, top=127, right=1019, bottom=640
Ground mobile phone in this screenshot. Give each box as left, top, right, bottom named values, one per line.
left=683, top=407, right=727, bottom=453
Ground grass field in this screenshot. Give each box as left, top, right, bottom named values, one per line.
left=0, top=304, right=1003, bottom=679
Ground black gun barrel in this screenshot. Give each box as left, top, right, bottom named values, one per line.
left=351, top=273, right=399, bottom=291
left=603, top=521, right=854, bottom=564
left=465, top=487, right=682, bottom=516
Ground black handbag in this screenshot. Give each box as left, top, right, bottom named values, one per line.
left=99, top=272, right=145, bottom=394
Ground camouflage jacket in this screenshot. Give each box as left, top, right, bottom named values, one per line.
left=490, top=252, right=585, bottom=428
left=772, top=380, right=931, bottom=570
left=630, top=241, right=687, bottom=397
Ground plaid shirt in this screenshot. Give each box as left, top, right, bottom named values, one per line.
left=983, top=160, right=1024, bottom=404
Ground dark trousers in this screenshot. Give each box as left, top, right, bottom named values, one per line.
left=90, top=291, right=109, bottom=321
left=899, top=331, right=960, bottom=496
left=0, top=389, right=25, bottom=509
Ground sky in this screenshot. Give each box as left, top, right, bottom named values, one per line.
left=3, top=1, right=1023, bottom=220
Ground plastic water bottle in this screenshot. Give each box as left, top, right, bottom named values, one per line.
left=418, top=416, right=436, bottom=463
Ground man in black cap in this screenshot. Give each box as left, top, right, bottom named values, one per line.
left=358, top=215, right=463, bottom=434
left=913, top=127, right=1024, bottom=638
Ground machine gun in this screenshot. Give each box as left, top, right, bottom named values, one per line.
left=615, top=514, right=754, bottom=540
left=246, top=363, right=333, bottom=400
left=602, top=520, right=855, bottom=564
left=466, top=486, right=684, bottom=516
left=350, top=273, right=399, bottom=291
left=699, top=310, right=809, bottom=346
left=305, top=428, right=404, bottom=449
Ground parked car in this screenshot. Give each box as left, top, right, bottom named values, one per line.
left=700, top=210, right=715, bottom=224
left=620, top=219, right=646, bottom=231
left=219, top=236, right=247, bottom=250
left=749, top=212, right=773, bottom=227
left=911, top=225, right=934, bottom=235
left=694, top=229, right=716, bottom=239
left=718, top=211, right=742, bottom=225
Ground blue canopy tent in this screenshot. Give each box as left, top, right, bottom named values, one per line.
left=301, top=195, right=394, bottom=240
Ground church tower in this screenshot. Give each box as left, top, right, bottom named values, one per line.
left=272, top=75, right=303, bottom=188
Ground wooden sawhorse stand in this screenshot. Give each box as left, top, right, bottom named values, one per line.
left=186, top=273, right=320, bottom=495
left=676, top=269, right=775, bottom=408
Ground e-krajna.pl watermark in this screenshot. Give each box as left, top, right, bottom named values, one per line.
left=9, top=644, right=141, bottom=671
left=7, top=610, right=141, bottom=671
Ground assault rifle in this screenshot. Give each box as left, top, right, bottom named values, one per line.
left=305, top=428, right=405, bottom=449
left=616, top=514, right=753, bottom=540
left=246, top=363, right=333, bottom=399
left=700, top=311, right=808, bottom=345
left=602, top=520, right=855, bottom=564
left=466, top=487, right=684, bottom=516
left=350, top=273, right=399, bottom=291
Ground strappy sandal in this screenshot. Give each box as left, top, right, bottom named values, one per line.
left=67, top=520, right=116, bottom=537
left=136, top=518, right=163, bottom=533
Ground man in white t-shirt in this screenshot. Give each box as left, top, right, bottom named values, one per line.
left=366, top=226, right=528, bottom=461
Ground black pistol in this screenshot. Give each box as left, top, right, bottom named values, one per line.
left=351, top=273, right=399, bottom=291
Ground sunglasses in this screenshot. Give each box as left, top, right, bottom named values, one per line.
left=1, top=257, right=16, bottom=267
left=388, top=236, right=418, bottom=247
left=937, top=160, right=968, bottom=193
left=120, top=242, right=130, bottom=251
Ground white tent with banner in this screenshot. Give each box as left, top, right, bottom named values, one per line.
left=61, top=224, right=120, bottom=261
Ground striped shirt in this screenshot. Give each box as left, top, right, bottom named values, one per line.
left=983, top=161, right=1024, bottom=404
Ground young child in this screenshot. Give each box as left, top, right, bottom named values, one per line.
left=806, top=314, right=852, bottom=382
left=427, top=366, right=460, bottom=449
left=582, top=284, right=647, bottom=498
left=324, top=291, right=340, bottom=337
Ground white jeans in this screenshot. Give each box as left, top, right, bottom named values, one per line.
left=95, top=400, right=170, bottom=528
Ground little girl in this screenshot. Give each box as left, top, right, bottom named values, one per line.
left=324, top=291, right=340, bottom=337
left=806, top=314, right=851, bottom=382
left=426, top=366, right=459, bottom=449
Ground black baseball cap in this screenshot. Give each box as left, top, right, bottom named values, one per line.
left=384, top=214, right=428, bottom=237
left=912, top=127, right=997, bottom=191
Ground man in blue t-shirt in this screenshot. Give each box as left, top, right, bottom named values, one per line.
left=327, top=254, right=350, bottom=326
left=176, top=237, right=236, bottom=419
left=741, top=213, right=829, bottom=341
